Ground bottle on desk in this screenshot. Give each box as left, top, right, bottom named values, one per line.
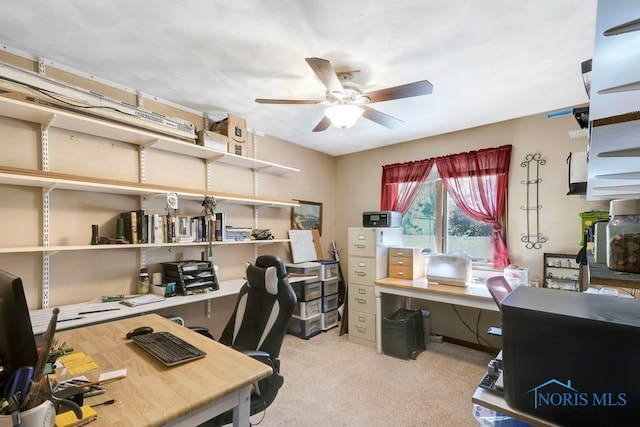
left=139, top=269, right=150, bottom=294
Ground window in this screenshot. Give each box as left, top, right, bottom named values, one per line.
left=402, top=178, right=503, bottom=262
left=382, top=145, right=512, bottom=269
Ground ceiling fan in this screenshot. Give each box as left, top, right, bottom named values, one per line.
left=255, top=57, right=433, bottom=132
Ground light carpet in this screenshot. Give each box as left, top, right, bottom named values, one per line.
left=251, top=328, right=493, bottom=426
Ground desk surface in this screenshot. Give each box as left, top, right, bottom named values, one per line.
left=54, top=313, right=272, bottom=426
left=374, top=277, right=497, bottom=312
left=375, top=277, right=493, bottom=299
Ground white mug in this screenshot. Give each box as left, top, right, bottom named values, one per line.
left=0, top=400, right=56, bottom=427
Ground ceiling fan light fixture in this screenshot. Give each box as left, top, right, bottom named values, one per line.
left=324, top=104, right=364, bottom=129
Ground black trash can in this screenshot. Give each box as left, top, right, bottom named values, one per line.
left=382, top=308, right=426, bottom=360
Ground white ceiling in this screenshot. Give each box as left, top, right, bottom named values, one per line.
left=0, top=0, right=596, bottom=156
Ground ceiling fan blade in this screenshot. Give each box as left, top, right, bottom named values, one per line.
left=362, top=105, right=403, bottom=128
left=364, top=80, right=433, bottom=103
left=312, top=116, right=332, bottom=132
left=305, top=57, right=344, bottom=95
left=255, top=98, right=322, bottom=104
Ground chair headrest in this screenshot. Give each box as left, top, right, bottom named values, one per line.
left=245, top=262, right=279, bottom=295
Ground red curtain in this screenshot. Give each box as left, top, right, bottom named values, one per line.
left=434, top=145, right=512, bottom=269
left=381, top=158, right=434, bottom=215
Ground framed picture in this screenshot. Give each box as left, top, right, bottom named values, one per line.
left=291, top=200, right=323, bottom=235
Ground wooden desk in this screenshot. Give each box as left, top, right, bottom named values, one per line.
left=54, top=313, right=272, bottom=426
left=472, top=387, right=561, bottom=427
left=373, top=277, right=498, bottom=353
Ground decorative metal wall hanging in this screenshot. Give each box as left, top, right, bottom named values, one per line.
left=520, top=153, right=547, bottom=249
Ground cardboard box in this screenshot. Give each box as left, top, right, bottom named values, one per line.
left=196, top=130, right=228, bottom=152
left=210, top=113, right=248, bottom=156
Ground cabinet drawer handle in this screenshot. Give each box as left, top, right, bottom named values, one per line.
left=356, top=297, right=367, bottom=304
left=397, top=271, right=404, bottom=276
left=397, top=261, right=404, bottom=265
left=358, top=289, right=367, bottom=294
left=355, top=244, right=366, bottom=249
left=355, top=271, right=366, bottom=276
left=397, top=252, right=404, bottom=256
left=356, top=325, right=366, bottom=332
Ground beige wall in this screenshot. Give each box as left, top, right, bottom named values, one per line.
left=335, top=111, right=608, bottom=281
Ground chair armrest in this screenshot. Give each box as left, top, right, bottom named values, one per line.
left=188, top=326, right=215, bottom=339
left=241, top=350, right=272, bottom=362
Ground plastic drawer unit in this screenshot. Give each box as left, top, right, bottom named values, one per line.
left=322, top=277, right=339, bottom=296
left=322, top=309, right=339, bottom=331
left=293, top=298, right=322, bottom=318
left=287, top=313, right=322, bottom=339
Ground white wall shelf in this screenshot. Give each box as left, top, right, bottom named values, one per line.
left=0, top=239, right=291, bottom=254
left=0, top=94, right=299, bottom=175
left=30, top=278, right=246, bottom=335
left=0, top=71, right=299, bottom=310
left=0, top=167, right=299, bottom=208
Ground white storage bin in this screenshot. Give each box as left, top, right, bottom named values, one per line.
left=317, top=260, right=339, bottom=281
left=322, top=277, right=339, bottom=296
left=293, top=298, right=322, bottom=319
left=322, top=293, right=339, bottom=313
left=287, top=314, right=322, bottom=339
left=322, top=309, right=339, bottom=331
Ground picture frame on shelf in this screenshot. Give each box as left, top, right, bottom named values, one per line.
left=291, top=200, right=322, bottom=236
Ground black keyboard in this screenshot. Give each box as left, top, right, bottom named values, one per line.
left=132, top=331, right=206, bottom=366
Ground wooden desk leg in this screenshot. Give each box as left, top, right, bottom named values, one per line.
left=375, top=287, right=383, bottom=354
left=232, top=385, right=252, bottom=426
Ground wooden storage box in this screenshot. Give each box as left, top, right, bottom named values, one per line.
left=388, top=247, right=426, bottom=280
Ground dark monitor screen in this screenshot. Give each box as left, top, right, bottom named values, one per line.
left=0, top=269, right=38, bottom=376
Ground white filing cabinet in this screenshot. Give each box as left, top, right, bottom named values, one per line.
left=348, top=227, right=402, bottom=348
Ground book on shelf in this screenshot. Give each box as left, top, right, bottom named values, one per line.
left=152, top=213, right=163, bottom=243
left=120, top=210, right=149, bottom=244
left=215, top=212, right=226, bottom=241
left=225, top=226, right=252, bottom=241
left=120, top=294, right=165, bottom=307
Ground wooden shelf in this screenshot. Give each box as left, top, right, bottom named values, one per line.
left=0, top=166, right=299, bottom=208
left=587, top=252, right=640, bottom=289
left=0, top=93, right=299, bottom=175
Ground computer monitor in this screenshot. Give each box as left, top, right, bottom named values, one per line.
left=502, top=286, right=640, bottom=426
left=0, top=269, right=38, bottom=376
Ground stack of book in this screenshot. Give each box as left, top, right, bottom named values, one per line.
left=225, top=226, right=252, bottom=241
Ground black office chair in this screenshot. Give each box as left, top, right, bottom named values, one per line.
left=195, top=255, right=297, bottom=426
